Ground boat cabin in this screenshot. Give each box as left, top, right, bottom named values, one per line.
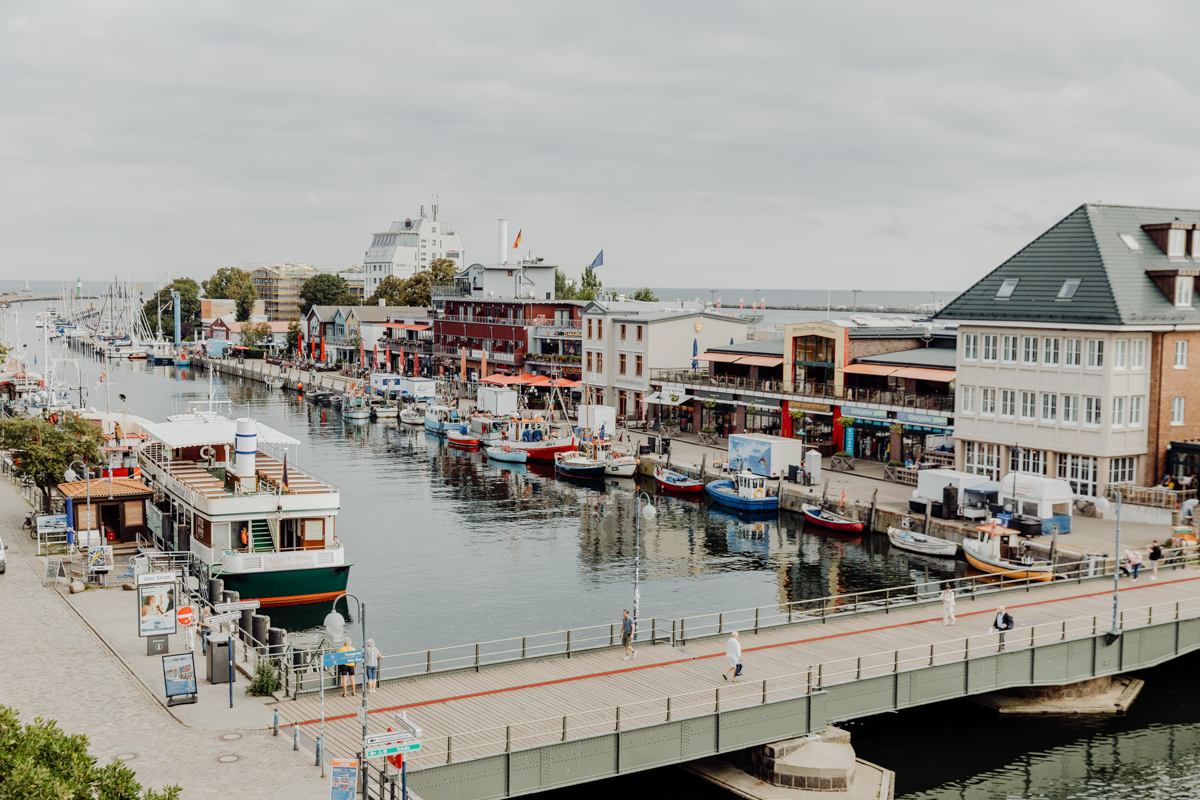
left=736, top=472, right=770, bottom=499
left=974, top=522, right=1038, bottom=565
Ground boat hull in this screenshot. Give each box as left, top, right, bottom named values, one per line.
left=886, top=527, right=958, bottom=557
left=214, top=563, right=352, bottom=607
left=963, top=543, right=1053, bottom=581
left=521, top=440, right=577, bottom=462
left=485, top=447, right=528, bottom=463
left=605, top=459, right=639, bottom=477
left=800, top=503, right=865, bottom=533
left=447, top=432, right=482, bottom=447
left=654, top=469, right=705, bottom=494
left=705, top=480, right=779, bottom=512
left=556, top=461, right=606, bottom=479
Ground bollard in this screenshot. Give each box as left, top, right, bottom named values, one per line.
left=293, top=722, right=299, bottom=750
left=239, top=609, right=254, bottom=647
left=208, top=577, right=224, bottom=603
left=316, top=735, right=322, bottom=767
left=274, top=708, right=279, bottom=736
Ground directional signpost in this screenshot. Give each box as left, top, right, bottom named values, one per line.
left=364, top=739, right=420, bottom=760
left=368, top=712, right=422, bottom=796
left=206, top=611, right=239, bottom=625
left=318, top=649, right=363, bottom=781
left=214, top=599, right=260, bottom=613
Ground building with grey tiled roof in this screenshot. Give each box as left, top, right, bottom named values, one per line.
left=936, top=203, right=1200, bottom=505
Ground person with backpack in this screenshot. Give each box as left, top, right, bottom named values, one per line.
left=992, top=607, right=1015, bottom=651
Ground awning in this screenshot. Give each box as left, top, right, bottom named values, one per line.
left=383, top=323, right=432, bottom=330
left=841, top=364, right=898, bottom=376
left=735, top=356, right=784, bottom=368
left=700, top=352, right=744, bottom=363
left=889, top=367, right=955, bottom=382
left=143, top=418, right=301, bottom=449
left=648, top=392, right=693, bottom=407
left=479, top=374, right=521, bottom=385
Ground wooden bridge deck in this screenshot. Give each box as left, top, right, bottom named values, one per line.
left=279, top=570, right=1200, bottom=771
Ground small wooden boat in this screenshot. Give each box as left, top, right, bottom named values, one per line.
left=963, top=522, right=1054, bottom=581
left=447, top=425, right=482, bottom=448
left=705, top=471, right=779, bottom=512
left=604, top=447, right=639, bottom=477
left=399, top=407, right=423, bottom=425
left=654, top=466, right=705, bottom=494
left=800, top=503, right=865, bottom=533
left=485, top=445, right=528, bottom=464
left=555, top=444, right=607, bottom=480
left=887, top=526, right=958, bottom=557
left=266, top=377, right=285, bottom=390
left=341, top=392, right=372, bottom=420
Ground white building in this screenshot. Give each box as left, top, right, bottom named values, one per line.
left=362, top=208, right=465, bottom=296
left=581, top=299, right=749, bottom=419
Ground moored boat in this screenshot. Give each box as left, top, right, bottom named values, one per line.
left=424, top=403, right=460, bottom=434
left=963, top=521, right=1054, bottom=581
left=800, top=502, right=865, bottom=533
left=485, top=444, right=528, bottom=463
left=266, top=377, right=286, bottom=390
left=399, top=407, right=423, bottom=425
left=654, top=466, right=705, bottom=494
left=447, top=423, right=482, bottom=448
left=705, top=471, right=779, bottom=512
left=555, top=442, right=607, bottom=480
left=887, top=525, right=958, bottom=557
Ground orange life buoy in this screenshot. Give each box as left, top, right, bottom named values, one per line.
left=240, top=528, right=248, bottom=546
left=753, top=488, right=764, bottom=499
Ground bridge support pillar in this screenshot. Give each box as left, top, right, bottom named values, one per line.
left=969, top=674, right=1144, bottom=715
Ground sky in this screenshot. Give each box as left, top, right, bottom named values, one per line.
left=4, top=1, right=1200, bottom=290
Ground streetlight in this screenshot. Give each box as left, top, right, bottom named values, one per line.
left=633, top=493, right=657, bottom=636
left=1092, top=493, right=1122, bottom=644
left=64, top=459, right=91, bottom=557
left=852, top=289, right=862, bottom=312
left=325, top=593, right=368, bottom=790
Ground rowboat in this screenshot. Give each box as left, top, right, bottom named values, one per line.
left=399, top=407, right=423, bottom=425
left=705, top=471, right=778, bottom=512
left=887, top=526, right=958, bottom=557
left=266, top=378, right=285, bottom=390
left=485, top=445, right=528, bottom=464
left=962, top=522, right=1053, bottom=581
left=800, top=503, right=865, bottom=533
left=654, top=466, right=705, bottom=494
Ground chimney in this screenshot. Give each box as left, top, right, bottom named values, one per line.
left=498, top=219, right=508, bottom=265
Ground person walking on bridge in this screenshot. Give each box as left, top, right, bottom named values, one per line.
left=621, top=610, right=637, bottom=660
left=1150, top=540, right=1163, bottom=580
left=992, top=607, right=1014, bottom=651
left=723, top=631, right=743, bottom=682
left=940, top=585, right=956, bottom=626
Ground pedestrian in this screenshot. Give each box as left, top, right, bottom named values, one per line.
left=363, top=639, right=383, bottom=693
left=199, top=607, right=211, bottom=656
left=1150, top=540, right=1163, bottom=581
left=940, top=585, right=956, bottom=626
left=1129, top=549, right=1143, bottom=581
left=1119, top=550, right=1132, bottom=578
left=338, top=637, right=357, bottom=697
left=621, top=609, right=637, bottom=660
left=723, top=631, right=742, bottom=681
left=992, top=606, right=1014, bottom=651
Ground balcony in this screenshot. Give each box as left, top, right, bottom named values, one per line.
left=431, top=284, right=470, bottom=300
left=525, top=354, right=582, bottom=370
left=432, top=345, right=523, bottom=365
left=650, top=369, right=956, bottom=413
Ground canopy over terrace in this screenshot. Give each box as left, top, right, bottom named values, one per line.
left=142, top=418, right=301, bottom=450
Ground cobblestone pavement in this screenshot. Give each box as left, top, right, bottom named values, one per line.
left=0, top=479, right=329, bottom=799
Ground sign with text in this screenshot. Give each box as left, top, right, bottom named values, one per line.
left=365, top=740, right=421, bottom=759
left=136, top=571, right=177, bottom=586
left=895, top=411, right=950, bottom=426
left=162, top=652, right=197, bottom=697
left=206, top=611, right=240, bottom=625
left=214, top=600, right=260, bottom=613
left=329, top=759, right=358, bottom=800
left=45, top=557, right=61, bottom=581
left=138, top=581, right=177, bottom=638
left=843, top=407, right=889, bottom=419
left=323, top=649, right=363, bottom=668
left=87, top=545, right=113, bottom=573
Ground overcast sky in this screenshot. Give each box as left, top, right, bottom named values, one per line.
left=4, top=1, right=1200, bottom=290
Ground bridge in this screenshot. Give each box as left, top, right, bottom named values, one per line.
left=278, top=558, right=1200, bottom=800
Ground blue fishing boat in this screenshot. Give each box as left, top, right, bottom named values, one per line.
left=554, top=443, right=607, bottom=480
left=424, top=403, right=459, bottom=434
left=705, top=471, right=779, bottom=512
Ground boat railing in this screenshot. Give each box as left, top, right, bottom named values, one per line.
left=327, top=592, right=1200, bottom=771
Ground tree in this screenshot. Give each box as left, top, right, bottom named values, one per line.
left=0, top=414, right=104, bottom=513
left=367, top=275, right=408, bottom=307
left=632, top=287, right=659, bottom=302
left=368, top=259, right=459, bottom=307
left=234, top=284, right=257, bottom=322
left=143, top=278, right=202, bottom=341
left=239, top=321, right=272, bottom=349
left=286, top=321, right=301, bottom=354
left=576, top=269, right=603, bottom=302
left=0, top=705, right=180, bottom=799
left=201, top=267, right=255, bottom=301
left=299, top=274, right=353, bottom=317
left=555, top=269, right=577, bottom=300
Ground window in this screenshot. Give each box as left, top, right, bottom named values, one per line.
left=597, top=320, right=603, bottom=340
left=995, top=279, right=1020, bottom=299
left=1110, top=457, right=1137, bottom=486
left=1059, top=453, right=1098, bottom=497
left=1043, top=337, right=1059, bottom=365
left=1112, top=396, right=1125, bottom=427
left=980, top=388, right=996, bottom=416
left=1130, top=396, right=1144, bottom=426
left=636, top=355, right=643, bottom=376
left=586, top=351, right=592, bottom=371
left=1084, top=396, right=1102, bottom=426
left=1062, top=394, right=1079, bottom=424
left=1175, top=340, right=1189, bottom=369
left=1010, top=448, right=1047, bottom=476
left=1131, top=339, right=1146, bottom=369
left=596, top=353, right=603, bottom=372
left=636, top=325, right=643, bottom=341
left=962, top=333, right=979, bottom=361
left=620, top=324, right=626, bottom=340
left=1172, top=397, right=1185, bottom=426
left=1169, top=228, right=1188, bottom=257
left=964, top=441, right=1000, bottom=480
left=1000, top=389, right=1016, bottom=418
left=1056, top=280, right=1081, bottom=300
left=619, top=353, right=626, bottom=374
left=587, top=318, right=593, bottom=339
left=1086, top=339, right=1104, bottom=368
left=1119, top=233, right=1142, bottom=251
left=1002, top=335, right=1018, bottom=363
left=1177, top=276, right=1195, bottom=308
left=1064, top=338, right=1082, bottom=367
left=1112, top=339, right=1127, bottom=369
left=1022, top=336, right=1039, bottom=365
left=1020, top=391, right=1036, bottom=420
left=982, top=335, right=998, bottom=362
left=1041, top=393, right=1057, bottom=422
left=960, top=386, right=977, bottom=414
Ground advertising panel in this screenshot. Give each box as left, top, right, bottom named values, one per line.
left=162, top=653, right=197, bottom=697
left=138, top=581, right=178, bottom=638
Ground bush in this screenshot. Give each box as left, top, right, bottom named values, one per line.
left=246, top=659, right=281, bottom=697
left=834, top=451, right=853, bottom=458
left=887, top=460, right=904, bottom=467
left=246, top=348, right=266, bottom=359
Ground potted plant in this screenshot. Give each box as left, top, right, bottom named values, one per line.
left=746, top=402, right=758, bottom=415
left=889, top=421, right=903, bottom=435
left=836, top=416, right=856, bottom=429
left=669, top=392, right=681, bottom=404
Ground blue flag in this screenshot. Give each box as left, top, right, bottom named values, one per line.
left=692, top=338, right=698, bottom=371
left=588, top=250, right=603, bottom=271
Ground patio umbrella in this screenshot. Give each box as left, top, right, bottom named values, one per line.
left=460, top=347, right=466, bottom=382
left=481, top=348, right=488, bottom=379
left=399, top=347, right=405, bottom=376
left=692, top=338, right=698, bottom=371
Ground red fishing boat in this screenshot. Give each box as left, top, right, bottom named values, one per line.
left=800, top=502, right=865, bottom=533
left=654, top=466, right=705, bottom=494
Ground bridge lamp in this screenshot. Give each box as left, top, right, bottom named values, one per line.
left=1091, top=494, right=1122, bottom=645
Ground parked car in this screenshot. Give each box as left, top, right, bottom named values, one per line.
left=0, top=531, right=7, bottom=574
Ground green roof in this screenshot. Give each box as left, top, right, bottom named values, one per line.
left=936, top=203, right=1200, bottom=326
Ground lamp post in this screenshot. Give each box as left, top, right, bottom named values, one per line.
left=64, top=460, right=91, bottom=557
left=1093, top=494, right=1122, bottom=643
left=325, top=593, right=367, bottom=792
left=633, top=493, right=657, bottom=637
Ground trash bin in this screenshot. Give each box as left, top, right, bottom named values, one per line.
left=639, top=445, right=652, bottom=456
left=207, top=634, right=233, bottom=684
left=661, top=437, right=671, bottom=455
left=646, top=435, right=657, bottom=453
left=788, top=464, right=800, bottom=484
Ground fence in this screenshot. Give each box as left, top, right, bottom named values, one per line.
left=650, top=370, right=956, bottom=412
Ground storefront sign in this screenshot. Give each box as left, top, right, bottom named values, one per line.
left=844, top=407, right=889, bottom=419
left=896, top=411, right=950, bottom=426
left=794, top=402, right=830, bottom=413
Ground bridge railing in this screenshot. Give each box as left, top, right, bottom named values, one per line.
left=673, top=547, right=1193, bottom=643
left=408, top=593, right=1200, bottom=769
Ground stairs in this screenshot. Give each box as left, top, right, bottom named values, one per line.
left=249, top=519, right=273, bottom=553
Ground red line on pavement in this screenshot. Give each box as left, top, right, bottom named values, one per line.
left=283, top=573, right=1199, bottom=728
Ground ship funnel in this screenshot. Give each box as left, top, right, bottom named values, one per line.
left=232, top=418, right=258, bottom=492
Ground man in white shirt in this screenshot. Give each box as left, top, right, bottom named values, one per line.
left=940, top=586, right=956, bottom=626
left=723, top=632, right=742, bottom=682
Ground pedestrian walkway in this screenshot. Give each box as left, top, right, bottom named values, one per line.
left=0, top=477, right=327, bottom=799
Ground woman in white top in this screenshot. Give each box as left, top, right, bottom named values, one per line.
left=940, top=586, right=956, bottom=626
left=723, top=632, right=742, bottom=682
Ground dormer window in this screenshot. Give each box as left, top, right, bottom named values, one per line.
left=1169, top=229, right=1188, bottom=257
left=1142, top=222, right=1193, bottom=258
left=1177, top=276, right=1194, bottom=308
left=995, top=279, right=1019, bottom=299
left=1056, top=279, right=1081, bottom=300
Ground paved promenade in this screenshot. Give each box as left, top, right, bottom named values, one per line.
left=0, top=479, right=327, bottom=799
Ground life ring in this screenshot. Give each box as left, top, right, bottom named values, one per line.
left=753, top=488, right=764, bottom=499
left=240, top=528, right=248, bottom=546
left=199, top=445, right=215, bottom=461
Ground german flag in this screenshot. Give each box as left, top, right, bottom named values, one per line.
left=512, top=229, right=522, bottom=249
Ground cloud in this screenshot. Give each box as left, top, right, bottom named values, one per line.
left=3, top=0, right=1200, bottom=290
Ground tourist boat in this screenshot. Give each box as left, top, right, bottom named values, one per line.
left=485, top=444, right=528, bottom=464
left=424, top=403, right=460, bottom=434
left=887, top=525, right=958, bottom=557
left=654, top=466, right=705, bottom=494
left=555, top=441, right=608, bottom=480
left=705, top=471, right=779, bottom=512
left=399, top=407, right=424, bottom=425
left=963, top=521, right=1054, bottom=581
left=446, top=423, right=482, bottom=448
left=137, top=373, right=350, bottom=606
left=800, top=503, right=865, bottom=533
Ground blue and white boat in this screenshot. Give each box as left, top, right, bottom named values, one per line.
left=554, top=442, right=607, bottom=480
left=705, top=471, right=779, bottom=513
left=424, top=403, right=459, bottom=434
left=485, top=444, right=528, bottom=464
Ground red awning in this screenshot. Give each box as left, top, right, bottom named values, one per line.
left=480, top=374, right=521, bottom=385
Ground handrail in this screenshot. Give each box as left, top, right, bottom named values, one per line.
left=404, top=593, right=1200, bottom=767
left=651, top=369, right=955, bottom=412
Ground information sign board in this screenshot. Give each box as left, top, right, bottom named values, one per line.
left=87, top=545, right=113, bottom=573
left=136, top=571, right=177, bottom=586
left=162, top=652, right=198, bottom=697
left=45, top=557, right=61, bottom=581
left=323, top=649, right=363, bottom=668
left=329, top=759, right=358, bottom=800
left=365, top=741, right=421, bottom=759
